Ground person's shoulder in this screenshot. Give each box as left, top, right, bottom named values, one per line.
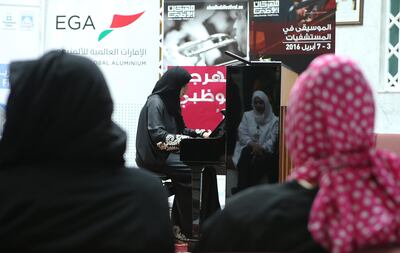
left=247, top=180, right=316, bottom=200
left=118, top=167, right=167, bottom=193
left=199, top=182, right=320, bottom=253
left=122, top=166, right=161, bottom=180
left=203, top=184, right=288, bottom=229
left=224, top=181, right=313, bottom=214
left=216, top=181, right=315, bottom=227
left=222, top=183, right=284, bottom=214
left=147, top=95, right=165, bottom=109
left=229, top=181, right=297, bottom=203
left=242, top=110, right=254, bottom=119
left=147, top=94, right=162, bottom=103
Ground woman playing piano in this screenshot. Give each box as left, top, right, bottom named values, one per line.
left=135, top=66, right=220, bottom=240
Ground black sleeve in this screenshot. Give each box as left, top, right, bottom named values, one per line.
left=147, top=97, right=171, bottom=144
left=147, top=97, right=191, bottom=151
left=182, top=128, right=206, bottom=138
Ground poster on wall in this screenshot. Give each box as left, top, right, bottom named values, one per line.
left=250, top=0, right=336, bottom=73
left=0, top=3, right=42, bottom=106
left=180, top=66, right=226, bottom=130
left=44, top=0, right=160, bottom=104
left=44, top=0, right=161, bottom=166
left=163, top=0, right=248, bottom=68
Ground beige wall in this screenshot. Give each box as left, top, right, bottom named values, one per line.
left=336, top=0, right=400, bottom=133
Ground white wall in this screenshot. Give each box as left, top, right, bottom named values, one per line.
left=1, top=0, right=399, bottom=141
left=336, top=0, right=400, bottom=133
left=0, top=0, right=41, bottom=5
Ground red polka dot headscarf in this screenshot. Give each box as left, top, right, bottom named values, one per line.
left=286, top=54, right=400, bottom=253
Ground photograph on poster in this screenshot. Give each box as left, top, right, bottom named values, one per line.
left=336, top=0, right=364, bottom=25
left=287, top=0, right=336, bottom=24
left=163, top=0, right=248, bottom=68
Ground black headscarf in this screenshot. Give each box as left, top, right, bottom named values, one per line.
left=0, top=50, right=126, bottom=167
left=150, top=67, right=192, bottom=132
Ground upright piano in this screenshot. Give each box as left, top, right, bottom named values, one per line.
left=180, top=53, right=298, bottom=239
left=179, top=115, right=225, bottom=238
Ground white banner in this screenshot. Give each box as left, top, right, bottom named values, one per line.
left=44, top=0, right=161, bottom=166
left=0, top=3, right=42, bottom=105
left=44, top=0, right=160, bottom=104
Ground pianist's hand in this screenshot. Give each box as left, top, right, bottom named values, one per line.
left=202, top=130, right=212, bottom=138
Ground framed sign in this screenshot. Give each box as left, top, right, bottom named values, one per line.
left=336, top=0, right=364, bottom=25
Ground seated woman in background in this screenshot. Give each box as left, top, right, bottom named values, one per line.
left=232, top=90, right=279, bottom=193
left=136, top=66, right=220, bottom=240
left=0, top=50, right=174, bottom=253
left=196, top=54, right=400, bottom=253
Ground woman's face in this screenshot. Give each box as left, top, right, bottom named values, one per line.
left=180, top=84, right=188, bottom=98
left=253, top=97, right=265, bottom=113
left=232, top=11, right=247, bottom=53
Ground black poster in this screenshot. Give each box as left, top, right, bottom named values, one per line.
left=250, top=0, right=336, bottom=73
left=163, top=0, right=249, bottom=68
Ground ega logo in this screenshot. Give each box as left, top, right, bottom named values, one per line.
left=56, top=11, right=145, bottom=41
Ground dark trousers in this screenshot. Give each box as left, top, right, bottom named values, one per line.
left=236, top=146, right=278, bottom=193
left=165, top=153, right=220, bottom=237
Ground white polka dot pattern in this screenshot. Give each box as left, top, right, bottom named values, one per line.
left=285, top=54, right=400, bottom=253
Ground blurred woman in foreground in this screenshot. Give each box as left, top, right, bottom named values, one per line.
left=0, top=50, right=174, bottom=253
left=196, top=54, right=400, bottom=253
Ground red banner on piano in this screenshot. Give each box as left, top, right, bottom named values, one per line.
left=179, top=66, right=226, bottom=131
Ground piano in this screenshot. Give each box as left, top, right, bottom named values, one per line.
left=180, top=112, right=226, bottom=164
left=179, top=52, right=297, bottom=239
left=179, top=115, right=225, bottom=239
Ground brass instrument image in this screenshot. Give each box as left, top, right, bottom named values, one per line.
left=178, top=33, right=237, bottom=58
left=162, top=0, right=248, bottom=67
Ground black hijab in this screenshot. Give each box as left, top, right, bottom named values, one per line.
left=150, top=67, right=192, bottom=132
left=0, top=50, right=126, bottom=167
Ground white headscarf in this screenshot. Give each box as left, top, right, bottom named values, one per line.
left=232, top=90, right=279, bottom=166
left=252, top=90, right=274, bottom=126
